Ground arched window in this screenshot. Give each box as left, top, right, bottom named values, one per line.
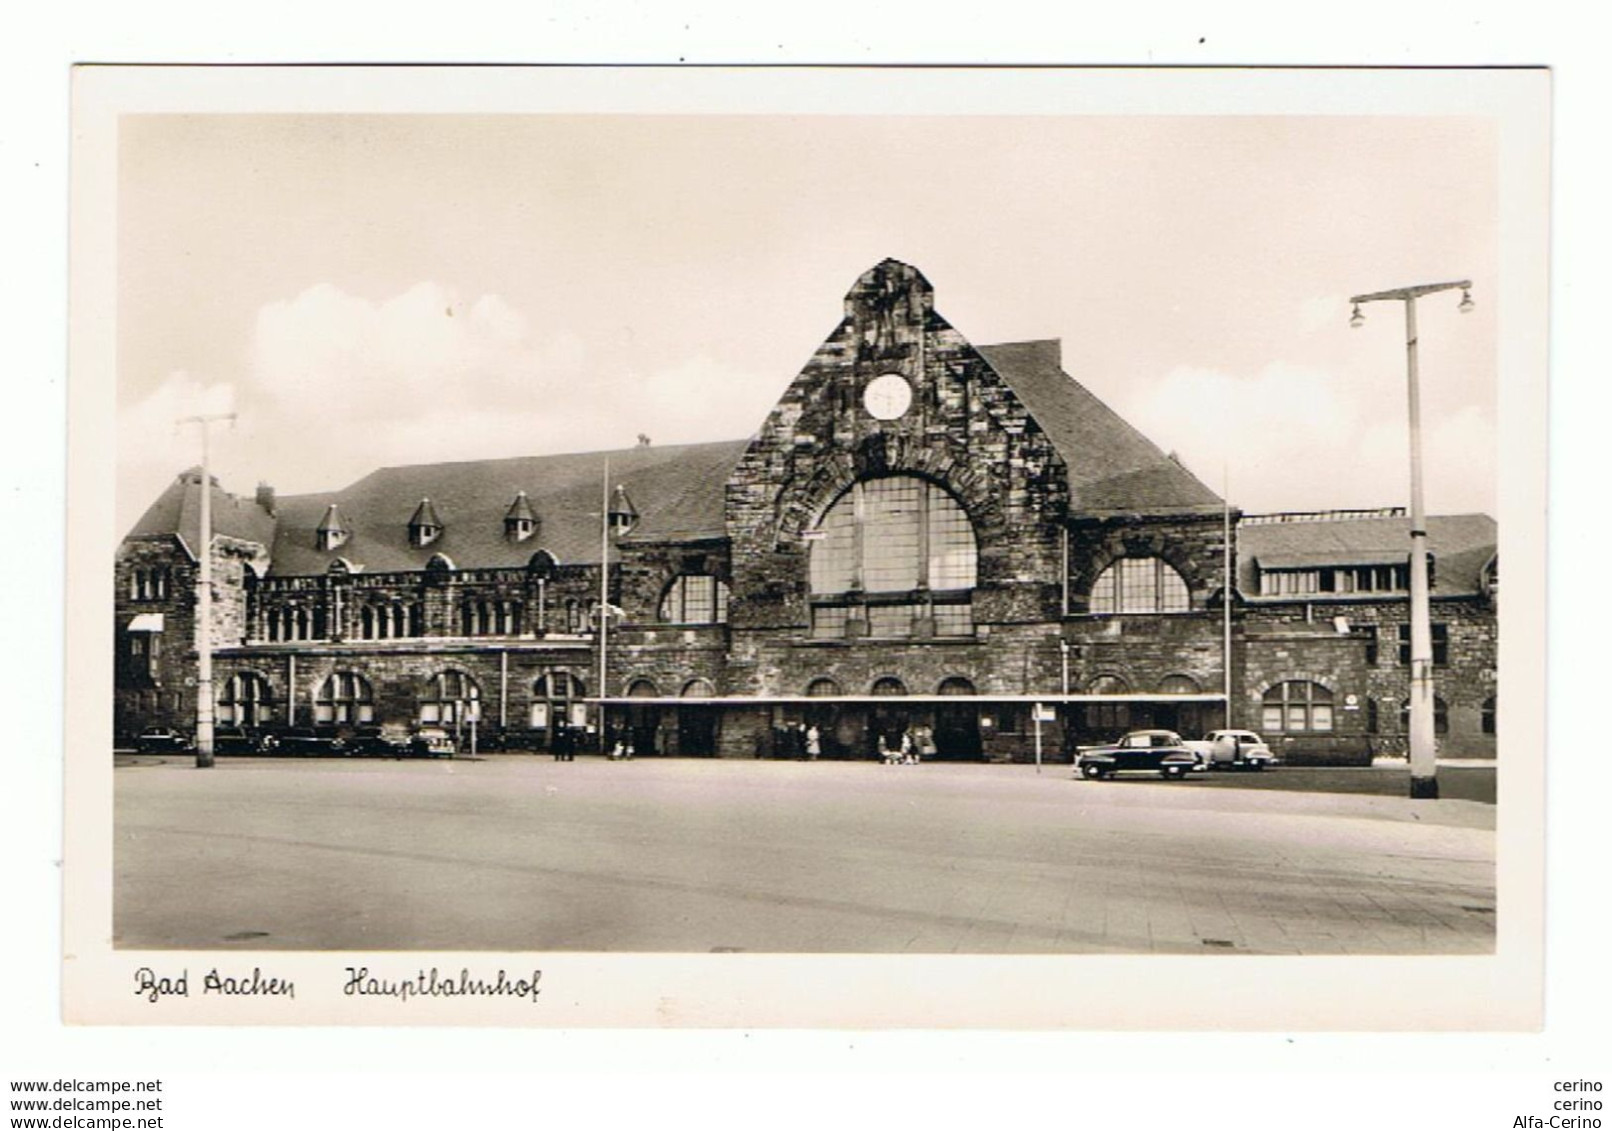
left=1090, top=557, right=1190, bottom=614
left=315, top=671, right=373, bottom=725
left=937, top=676, right=976, bottom=696
left=420, top=670, right=481, bottom=725
left=531, top=672, right=584, bottom=730
left=871, top=676, right=907, bottom=696
left=659, top=576, right=730, bottom=624
left=808, top=475, right=977, bottom=639
left=1263, top=681, right=1334, bottom=734
left=681, top=679, right=715, bottom=698
left=218, top=672, right=274, bottom=726
left=805, top=677, right=841, bottom=698
left=627, top=678, right=661, bottom=699
left=1399, top=697, right=1450, bottom=736
left=1159, top=674, right=1200, bottom=694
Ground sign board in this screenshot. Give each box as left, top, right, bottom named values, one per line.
left=1032, top=703, right=1057, bottom=723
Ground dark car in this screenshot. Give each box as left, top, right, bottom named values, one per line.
left=348, top=725, right=412, bottom=758
left=212, top=726, right=264, bottom=755
left=1076, top=729, right=1200, bottom=781
left=276, top=727, right=348, bottom=757
left=134, top=726, right=191, bottom=754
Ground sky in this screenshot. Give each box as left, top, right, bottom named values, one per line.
left=116, top=113, right=1498, bottom=535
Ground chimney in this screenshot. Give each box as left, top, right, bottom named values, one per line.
left=255, top=482, right=277, bottom=516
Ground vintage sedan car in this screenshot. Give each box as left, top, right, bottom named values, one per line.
left=409, top=726, right=457, bottom=759
left=134, top=726, right=191, bottom=754
left=348, top=725, right=412, bottom=758
left=275, top=727, right=348, bottom=757
left=211, top=726, right=265, bottom=755
left=1076, top=729, right=1200, bottom=780
left=1197, top=729, right=1278, bottom=771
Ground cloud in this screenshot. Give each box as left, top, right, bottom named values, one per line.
left=1122, top=361, right=1497, bottom=517
left=118, top=283, right=781, bottom=533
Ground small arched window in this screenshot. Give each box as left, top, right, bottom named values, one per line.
left=871, top=677, right=907, bottom=697
left=681, top=679, right=716, bottom=698
left=1263, top=681, right=1334, bottom=734
left=1090, top=557, right=1190, bottom=614
left=659, top=576, right=730, bottom=624
left=806, top=677, right=841, bottom=698
left=218, top=672, right=275, bottom=726
left=1159, top=674, right=1200, bottom=694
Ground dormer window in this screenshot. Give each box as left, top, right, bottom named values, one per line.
left=505, top=491, right=539, bottom=543
left=409, top=498, right=443, bottom=548
left=315, top=504, right=349, bottom=552
left=608, top=484, right=639, bottom=536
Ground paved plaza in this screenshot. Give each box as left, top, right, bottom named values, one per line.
left=113, top=757, right=1496, bottom=954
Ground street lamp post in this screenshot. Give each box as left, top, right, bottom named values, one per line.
left=1349, top=280, right=1473, bottom=799
left=177, top=411, right=236, bottom=769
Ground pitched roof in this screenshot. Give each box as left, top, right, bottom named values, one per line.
left=124, top=469, right=278, bottom=557
left=262, top=439, right=750, bottom=576
left=975, top=341, right=1223, bottom=512
left=1237, top=513, right=1497, bottom=599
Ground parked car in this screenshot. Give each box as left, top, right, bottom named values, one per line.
left=1076, top=729, right=1200, bottom=780
left=276, top=727, right=348, bottom=757
left=212, top=726, right=264, bottom=755
left=348, top=725, right=412, bottom=758
left=134, top=726, right=191, bottom=754
left=1185, top=729, right=1278, bottom=771
left=410, top=726, right=457, bottom=759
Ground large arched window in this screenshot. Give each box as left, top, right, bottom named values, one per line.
left=315, top=671, right=373, bottom=725
left=218, top=672, right=275, bottom=726
left=659, top=576, right=730, bottom=624
left=1263, top=681, right=1333, bottom=734
left=1089, top=557, right=1190, bottom=614
left=420, top=670, right=481, bottom=725
left=808, top=475, right=977, bottom=639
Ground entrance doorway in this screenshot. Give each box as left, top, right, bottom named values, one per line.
left=934, top=676, right=982, bottom=760
left=677, top=679, right=718, bottom=756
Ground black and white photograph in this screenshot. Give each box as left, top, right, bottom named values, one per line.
left=61, top=65, right=1548, bottom=1029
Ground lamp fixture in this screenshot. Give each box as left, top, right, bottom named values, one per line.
left=1349, top=303, right=1365, bottom=329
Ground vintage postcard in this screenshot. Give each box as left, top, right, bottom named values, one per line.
left=64, top=65, right=1549, bottom=1027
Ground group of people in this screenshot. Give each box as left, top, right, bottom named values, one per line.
left=768, top=722, right=823, bottom=760
left=879, top=724, right=934, bottom=765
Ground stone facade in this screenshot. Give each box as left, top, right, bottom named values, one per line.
left=114, top=260, right=1499, bottom=763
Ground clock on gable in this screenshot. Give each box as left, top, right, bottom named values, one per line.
left=862, top=373, right=913, bottom=421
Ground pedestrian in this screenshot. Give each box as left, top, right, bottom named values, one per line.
left=900, top=727, right=917, bottom=765
left=917, top=723, right=936, bottom=762
left=805, top=723, right=821, bottom=761
left=881, top=731, right=900, bottom=765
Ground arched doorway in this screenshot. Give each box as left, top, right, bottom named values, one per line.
left=625, top=678, right=662, bottom=756
left=934, top=676, right=982, bottom=760
left=869, top=676, right=909, bottom=759
left=804, top=677, right=847, bottom=759
left=677, top=679, right=719, bottom=757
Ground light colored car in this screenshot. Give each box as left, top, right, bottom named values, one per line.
left=409, top=726, right=457, bottom=759
left=1197, top=729, right=1277, bottom=771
